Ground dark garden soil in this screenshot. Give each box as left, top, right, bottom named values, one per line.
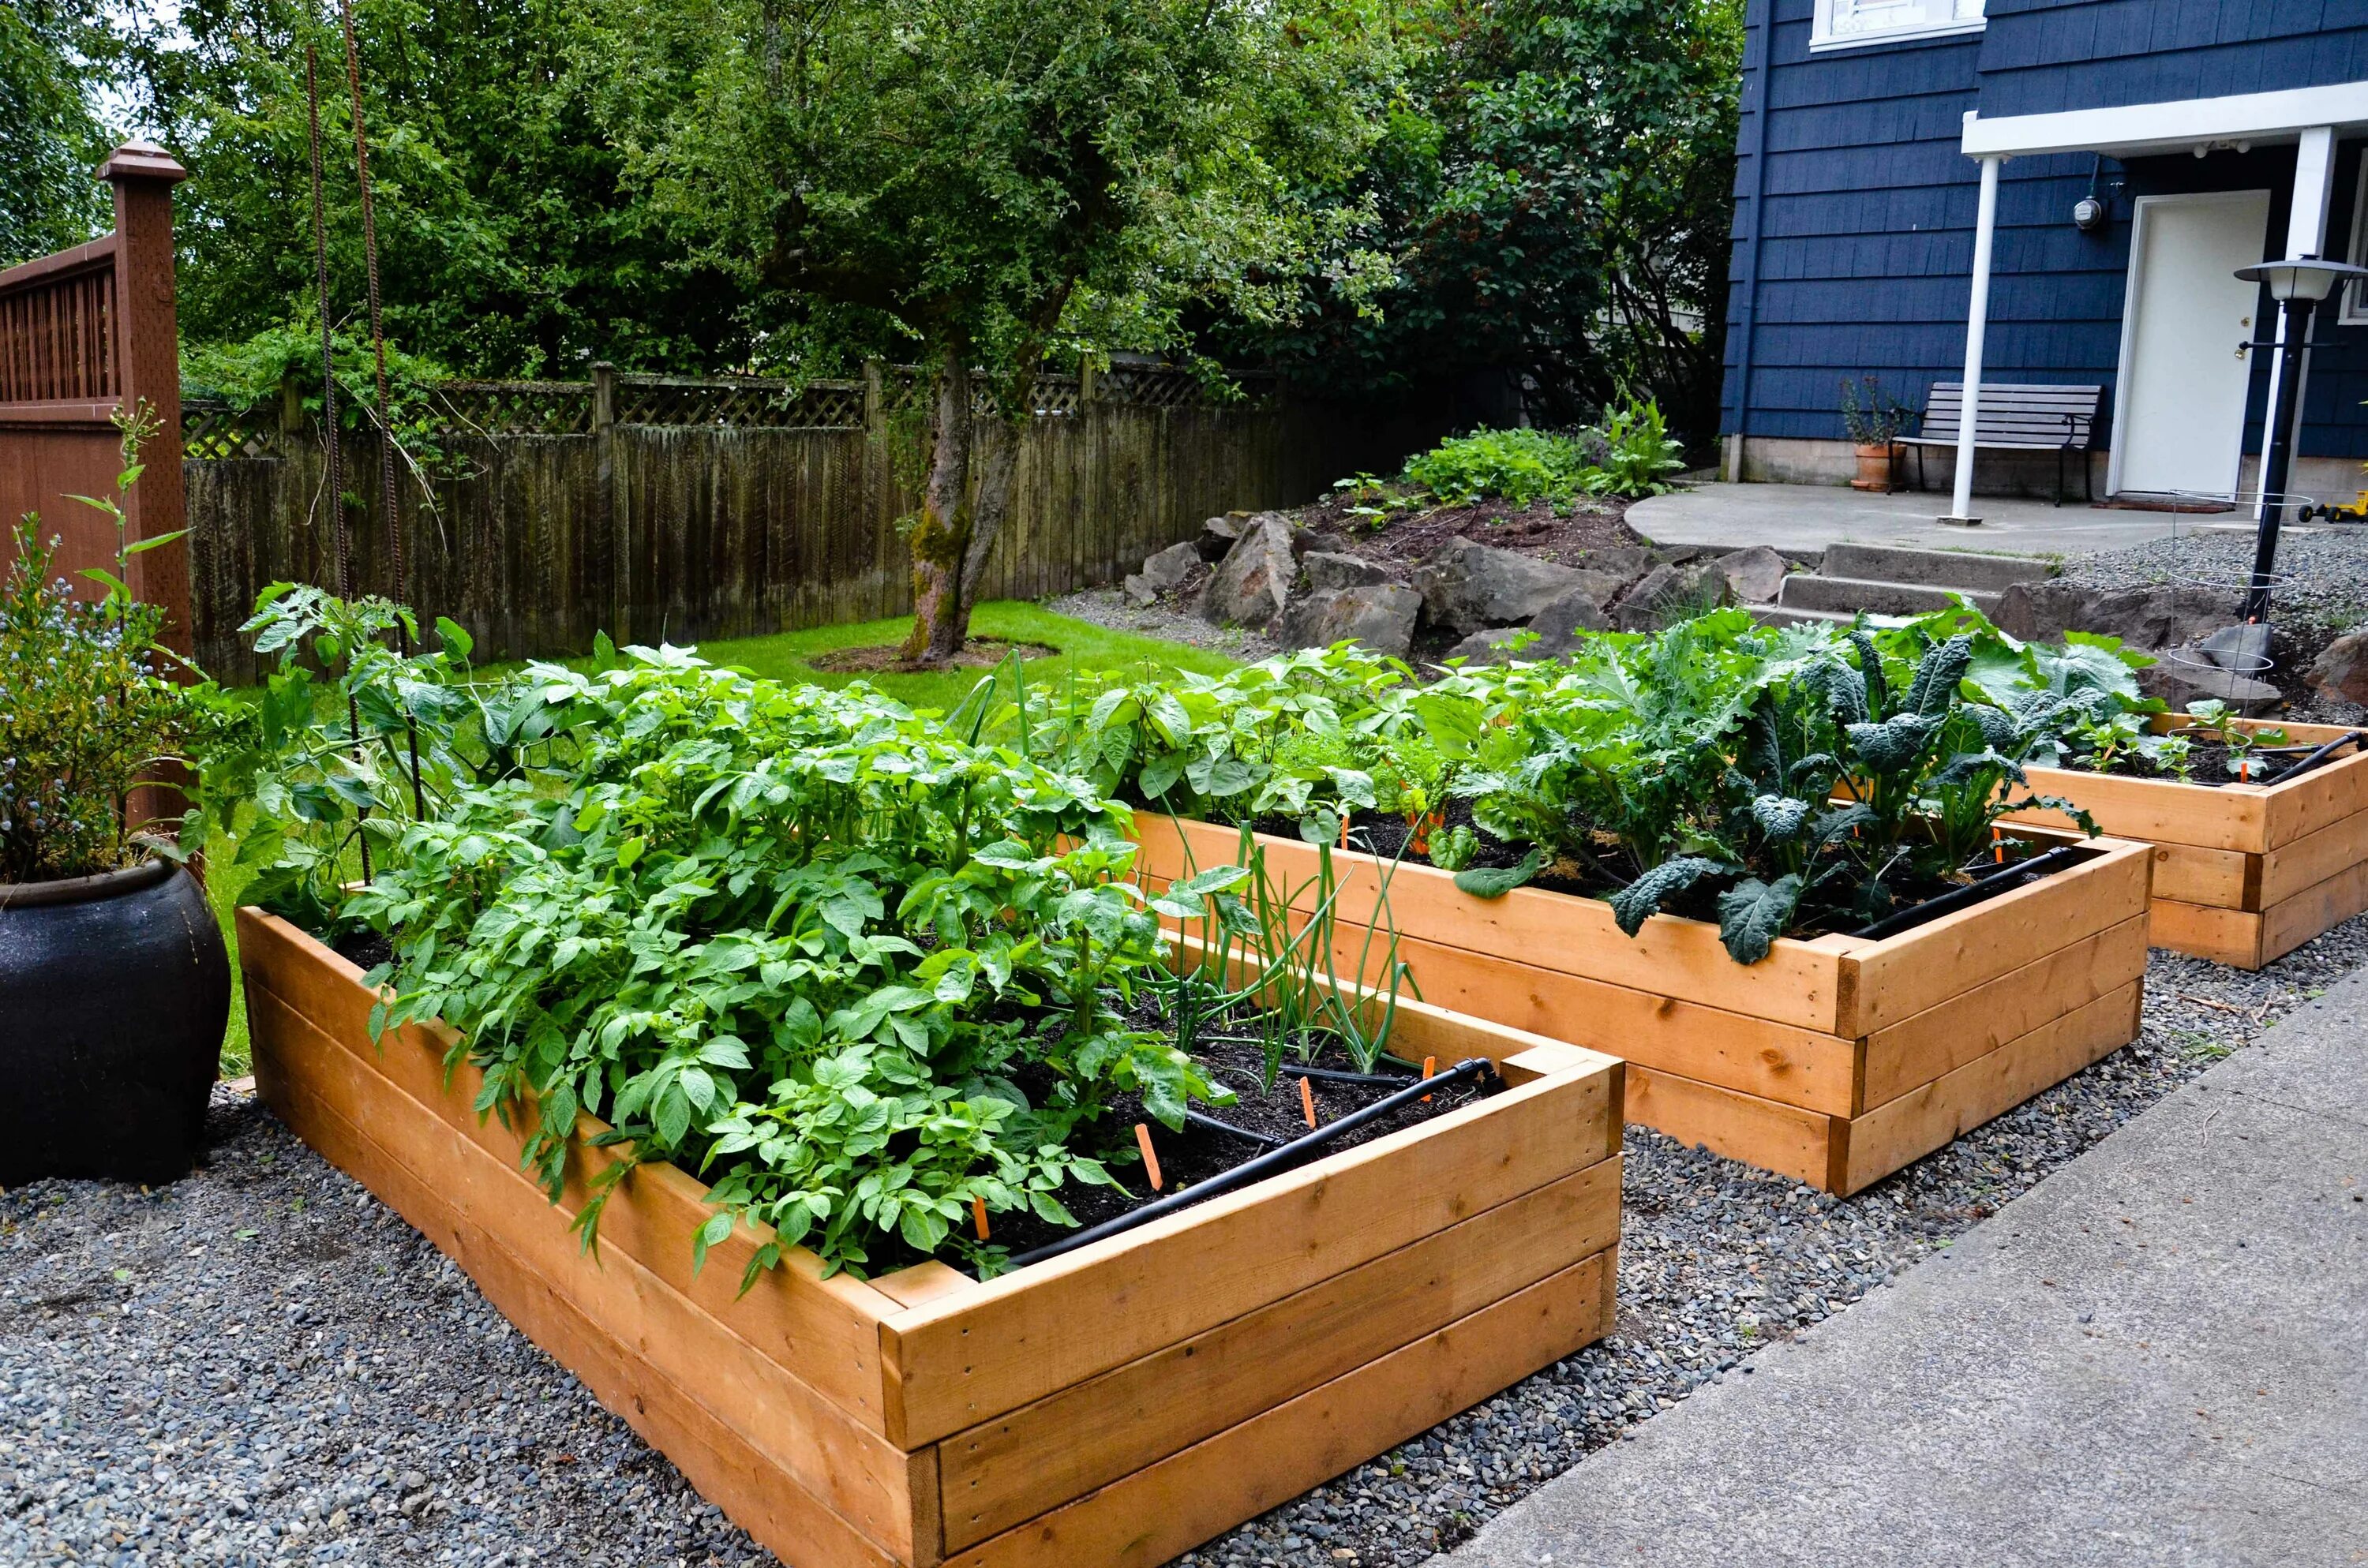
left=980, top=1017, right=1496, bottom=1268
left=805, top=638, right=1057, bottom=674
left=1242, top=799, right=2089, bottom=941
left=1291, top=492, right=1650, bottom=578
left=330, top=929, right=395, bottom=972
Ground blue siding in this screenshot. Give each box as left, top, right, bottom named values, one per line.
left=1977, top=0, right=2368, bottom=118
left=1722, top=0, right=2368, bottom=463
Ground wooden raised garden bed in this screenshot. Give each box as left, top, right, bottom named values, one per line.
left=2003, top=717, right=2368, bottom=970
left=238, top=907, right=1623, bottom=1568
left=1132, top=818, right=2153, bottom=1196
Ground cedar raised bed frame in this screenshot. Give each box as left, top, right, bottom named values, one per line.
left=238, top=908, right=1623, bottom=1568
left=2004, top=716, right=2368, bottom=970
left=1132, top=819, right=2153, bottom=1196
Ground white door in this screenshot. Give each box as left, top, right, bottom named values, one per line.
left=2111, top=191, right=2273, bottom=500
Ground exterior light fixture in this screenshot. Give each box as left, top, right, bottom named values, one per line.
left=2231, top=254, right=2368, bottom=622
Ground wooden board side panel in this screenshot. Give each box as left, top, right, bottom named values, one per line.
left=935, top=1157, right=1621, bottom=1550
left=2261, top=746, right=2368, bottom=850
left=236, top=909, right=901, bottom=1428
left=2259, top=806, right=2368, bottom=907
left=2148, top=842, right=2253, bottom=911
left=1845, top=841, right=2150, bottom=1034
left=249, top=1007, right=916, bottom=1568
left=2011, top=768, right=2269, bottom=853
left=2145, top=898, right=2265, bottom=968
left=1310, top=920, right=1861, bottom=1117
left=882, top=1065, right=1617, bottom=1447
left=942, top=1249, right=1616, bottom=1568
left=2258, top=858, right=2368, bottom=967
left=1841, top=980, right=2143, bottom=1193
left=1621, top=1065, right=1836, bottom=1188
left=1131, top=815, right=1848, bottom=1031
left=1860, top=915, right=2149, bottom=1110
left=249, top=982, right=929, bottom=1561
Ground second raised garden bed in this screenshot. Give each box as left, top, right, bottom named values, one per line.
left=2004, top=716, right=2368, bottom=969
left=1133, top=817, right=2153, bottom=1195
left=238, top=907, right=1623, bottom=1568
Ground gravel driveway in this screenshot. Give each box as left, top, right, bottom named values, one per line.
left=7, top=921, right=2365, bottom=1568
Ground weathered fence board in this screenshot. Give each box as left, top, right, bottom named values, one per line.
left=183, top=371, right=1441, bottom=679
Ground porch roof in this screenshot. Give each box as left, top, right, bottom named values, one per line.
left=1962, top=80, right=2368, bottom=161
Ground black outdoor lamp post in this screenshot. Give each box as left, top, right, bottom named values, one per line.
left=2233, top=255, right=2368, bottom=624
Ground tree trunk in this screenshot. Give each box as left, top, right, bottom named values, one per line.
left=900, top=342, right=973, bottom=664
left=956, top=410, right=1025, bottom=626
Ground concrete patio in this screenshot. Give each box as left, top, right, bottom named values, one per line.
left=1632, top=482, right=2224, bottom=559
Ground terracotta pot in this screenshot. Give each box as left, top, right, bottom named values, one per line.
left=1850, top=443, right=1902, bottom=492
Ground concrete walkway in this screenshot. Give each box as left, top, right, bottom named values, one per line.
left=1448, top=974, right=2368, bottom=1568
left=1632, top=482, right=2205, bottom=558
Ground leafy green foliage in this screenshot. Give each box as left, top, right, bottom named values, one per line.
left=1583, top=399, right=1688, bottom=499
left=0, top=0, right=125, bottom=267
left=1, top=403, right=196, bottom=883
left=1403, top=428, right=1594, bottom=506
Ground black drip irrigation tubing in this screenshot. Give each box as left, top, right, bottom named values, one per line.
left=1185, top=1109, right=1285, bottom=1148
left=999, top=1058, right=1498, bottom=1273
left=1847, top=844, right=2091, bottom=944
left=1283, top=1062, right=1418, bottom=1087
left=2261, top=731, right=2368, bottom=787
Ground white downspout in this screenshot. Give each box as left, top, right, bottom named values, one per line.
left=2257, top=125, right=2337, bottom=518
left=1946, top=155, right=2005, bottom=526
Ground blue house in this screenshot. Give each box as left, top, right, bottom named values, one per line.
left=1721, top=0, right=2368, bottom=515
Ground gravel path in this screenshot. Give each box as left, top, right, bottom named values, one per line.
left=7, top=921, right=2366, bottom=1568
left=1047, top=585, right=1279, bottom=663
left=2064, top=522, right=2368, bottom=637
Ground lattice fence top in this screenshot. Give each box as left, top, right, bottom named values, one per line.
left=438, top=380, right=594, bottom=437
left=181, top=399, right=278, bottom=461
left=181, top=362, right=1278, bottom=457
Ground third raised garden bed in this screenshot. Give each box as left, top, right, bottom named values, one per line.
left=239, top=907, right=1622, bottom=1568
left=2004, top=716, right=2368, bottom=969
left=1133, top=816, right=2152, bottom=1194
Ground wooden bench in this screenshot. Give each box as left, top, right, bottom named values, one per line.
left=1899, top=382, right=2103, bottom=506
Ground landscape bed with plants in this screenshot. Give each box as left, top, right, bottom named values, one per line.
left=215, top=589, right=1624, bottom=1567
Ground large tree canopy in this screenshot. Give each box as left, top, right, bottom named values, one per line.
left=1213, top=0, right=1744, bottom=439
left=617, top=0, right=1398, bottom=660
left=1, top=1, right=129, bottom=267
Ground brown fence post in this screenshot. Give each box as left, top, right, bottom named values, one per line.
left=592, top=361, right=618, bottom=639
left=99, top=140, right=192, bottom=653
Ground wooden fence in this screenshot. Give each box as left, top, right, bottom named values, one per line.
left=0, top=142, right=193, bottom=651
left=182, top=364, right=1446, bottom=679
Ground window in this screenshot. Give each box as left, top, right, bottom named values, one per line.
left=1812, top=0, right=1986, bottom=51
left=2345, top=158, right=2368, bottom=326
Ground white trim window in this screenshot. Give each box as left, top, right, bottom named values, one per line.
left=1812, top=0, right=1986, bottom=51
left=2345, top=159, right=2368, bottom=327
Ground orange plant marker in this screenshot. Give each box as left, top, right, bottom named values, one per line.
left=1299, top=1075, right=1319, bottom=1128
left=972, top=1195, right=990, bottom=1242
left=1992, top=826, right=2006, bottom=866
left=1422, top=1054, right=1437, bottom=1102
left=1134, top=1122, right=1163, bottom=1192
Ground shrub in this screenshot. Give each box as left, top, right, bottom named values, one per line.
left=1402, top=426, right=1593, bottom=506
left=1580, top=398, right=1687, bottom=499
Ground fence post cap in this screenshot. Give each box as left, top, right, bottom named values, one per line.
left=96, top=140, right=189, bottom=185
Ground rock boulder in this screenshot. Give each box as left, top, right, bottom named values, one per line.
left=1197, top=515, right=1298, bottom=629
left=1276, top=585, right=1422, bottom=659
left=1412, top=538, right=1589, bottom=635
left=2306, top=628, right=2368, bottom=706
left=1993, top=581, right=2230, bottom=652
left=1124, top=539, right=1204, bottom=604
left=1714, top=545, right=1789, bottom=605
left=1301, top=551, right=1398, bottom=593
left=1614, top=561, right=1734, bottom=632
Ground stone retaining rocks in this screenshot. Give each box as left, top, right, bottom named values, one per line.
left=1615, top=561, right=1734, bottom=633
left=1414, top=539, right=1591, bottom=635
left=2306, top=628, right=2368, bottom=705
left=1302, top=551, right=1399, bottom=593
left=1198, top=515, right=1298, bottom=630
left=1277, top=584, right=1423, bottom=658
left=1123, top=540, right=1204, bottom=605
left=1713, top=545, right=1788, bottom=605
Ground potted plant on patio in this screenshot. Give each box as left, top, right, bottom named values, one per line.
left=1841, top=375, right=1915, bottom=492
left=0, top=417, right=227, bottom=1186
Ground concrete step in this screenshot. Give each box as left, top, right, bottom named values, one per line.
left=1777, top=574, right=2003, bottom=618
left=1821, top=542, right=2055, bottom=593
left=1751, top=604, right=1868, bottom=631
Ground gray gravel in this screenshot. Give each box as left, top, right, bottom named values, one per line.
left=2063, top=522, right=2368, bottom=638
left=8, top=919, right=2366, bottom=1568
left=1047, top=584, right=1279, bottom=663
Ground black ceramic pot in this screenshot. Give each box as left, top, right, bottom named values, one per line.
left=0, top=859, right=229, bottom=1185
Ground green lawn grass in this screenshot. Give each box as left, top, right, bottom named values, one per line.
left=208, top=601, right=1233, bottom=1076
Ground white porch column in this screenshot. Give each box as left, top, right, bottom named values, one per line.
left=1945, top=155, right=2005, bottom=526
left=2257, top=125, right=2338, bottom=520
